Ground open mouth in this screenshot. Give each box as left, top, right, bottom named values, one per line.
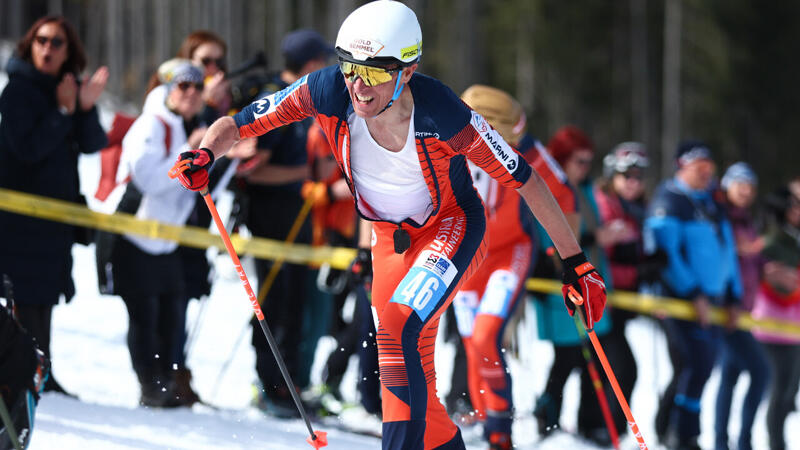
left=354, top=93, right=373, bottom=106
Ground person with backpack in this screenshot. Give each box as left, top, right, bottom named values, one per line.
left=0, top=284, right=49, bottom=450
left=111, top=60, right=212, bottom=408
left=0, top=15, right=108, bottom=397
left=171, top=2, right=606, bottom=448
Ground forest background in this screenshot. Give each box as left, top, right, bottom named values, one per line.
left=2, top=0, right=799, bottom=190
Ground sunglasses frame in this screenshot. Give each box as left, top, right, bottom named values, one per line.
left=200, top=56, right=226, bottom=70
left=35, top=35, right=65, bottom=49
left=338, top=58, right=403, bottom=87
left=176, top=81, right=205, bottom=92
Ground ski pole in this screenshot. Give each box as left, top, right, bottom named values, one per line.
left=573, top=315, right=620, bottom=450
left=0, top=395, right=23, bottom=450
left=190, top=183, right=327, bottom=449
left=567, top=287, right=648, bottom=450
left=208, top=189, right=316, bottom=402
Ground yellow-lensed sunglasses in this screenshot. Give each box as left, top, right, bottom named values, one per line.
left=339, top=61, right=401, bottom=87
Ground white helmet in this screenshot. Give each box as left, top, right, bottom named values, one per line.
left=335, top=0, right=422, bottom=66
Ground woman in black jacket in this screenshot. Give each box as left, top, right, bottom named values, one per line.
left=0, top=15, right=108, bottom=395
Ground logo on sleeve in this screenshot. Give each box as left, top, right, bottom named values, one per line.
left=471, top=111, right=519, bottom=173
left=254, top=98, right=271, bottom=115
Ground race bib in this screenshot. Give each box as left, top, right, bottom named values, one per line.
left=390, top=251, right=458, bottom=321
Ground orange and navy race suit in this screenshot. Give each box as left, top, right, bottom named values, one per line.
left=233, top=65, right=532, bottom=450
left=452, top=162, right=535, bottom=439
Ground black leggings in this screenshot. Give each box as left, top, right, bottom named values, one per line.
left=122, top=291, right=185, bottom=377
left=763, top=342, right=800, bottom=450
left=112, top=238, right=186, bottom=379
left=542, top=340, right=610, bottom=434
left=14, top=304, right=52, bottom=359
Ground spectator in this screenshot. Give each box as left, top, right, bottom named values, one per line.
left=594, top=141, right=660, bottom=435
left=173, top=30, right=236, bottom=407
left=751, top=194, right=800, bottom=450
left=176, top=30, right=232, bottom=122
left=236, top=29, right=333, bottom=418
left=0, top=295, right=49, bottom=449
left=532, top=125, right=623, bottom=446
left=0, top=15, right=108, bottom=396
left=113, top=60, right=210, bottom=407
left=714, top=162, right=769, bottom=450
left=645, top=140, right=742, bottom=449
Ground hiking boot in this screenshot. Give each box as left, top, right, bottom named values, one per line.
left=172, top=368, right=201, bottom=406
left=533, top=393, right=560, bottom=437
left=579, top=427, right=612, bottom=448
left=43, top=375, right=76, bottom=398
left=253, top=382, right=302, bottom=418
left=488, top=431, right=512, bottom=450
left=664, top=431, right=701, bottom=450
left=138, top=372, right=178, bottom=408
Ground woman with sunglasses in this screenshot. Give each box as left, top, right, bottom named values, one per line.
left=594, top=142, right=664, bottom=436
left=177, top=30, right=231, bottom=123
left=173, top=2, right=606, bottom=448
left=0, top=15, right=108, bottom=397
left=112, top=60, right=219, bottom=408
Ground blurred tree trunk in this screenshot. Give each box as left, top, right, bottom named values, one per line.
left=298, top=0, right=314, bottom=29
left=47, top=0, right=62, bottom=15
left=246, top=1, right=267, bottom=62
left=106, top=0, right=123, bottom=96
left=154, top=0, right=172, bottom=65
left=270, top=0, right=290, bottom=69
left=8, top=0, right=24, bottom=39
left=129, top=1, right=147, bottom=96
left=516, top=15, right=535, bottom=117
left=452, top=0, right=479, bottom=95
left=661, top=0, right=681, bottom=179
left=630, top=0, right=649, bottom=147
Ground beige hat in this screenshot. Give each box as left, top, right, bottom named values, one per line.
left=461, top=84, right=526, bottom=146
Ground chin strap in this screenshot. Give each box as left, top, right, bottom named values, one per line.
left=372, top=75, right=405, bottom=118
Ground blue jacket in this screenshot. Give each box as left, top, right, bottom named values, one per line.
left=643, top=178, right=742, bottom=304
left=0, top=56, right=107, bottom=305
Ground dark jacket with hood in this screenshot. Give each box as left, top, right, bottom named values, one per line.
left=0, top=56, right=107, bottom=305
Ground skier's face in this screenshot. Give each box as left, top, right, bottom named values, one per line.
left=343, top=63, right=416, bottom=118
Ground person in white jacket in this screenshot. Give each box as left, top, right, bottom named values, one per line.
left=113, top=60, right=210, bottom=407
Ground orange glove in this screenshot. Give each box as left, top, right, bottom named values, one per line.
left=561, top=253, right=607, bottom=329
left=301, top=181, right=330, bottom=206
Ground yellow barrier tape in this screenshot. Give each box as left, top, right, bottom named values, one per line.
left=0, top=188, right=356, bottom=270
left=526, top=278, right=800, bottom=338
left=3, top=188, right=800, bottom=338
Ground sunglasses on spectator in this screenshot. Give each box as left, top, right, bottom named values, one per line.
left=177, top=82, right=204, bottom=92
left=35, top=35, right=65, bottom=49
left=339, top=61, right=401, bottom=87
left=621, top=171, right=644, bottom=181
left=200, top=57, right=226, bottom=69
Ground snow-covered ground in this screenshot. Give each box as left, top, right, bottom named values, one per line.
left=30, top=233, right=800, bottom=450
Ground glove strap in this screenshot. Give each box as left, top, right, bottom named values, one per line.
left=561, top=252, right=591, bottom=284
left=199, top=147, right=215, bottom=165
